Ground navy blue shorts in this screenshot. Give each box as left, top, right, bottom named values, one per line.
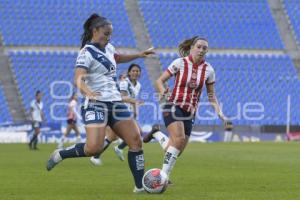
left=162, top=103, right=194, bottom=136
left=81, top=101, right=133, bottom=128
left=32, top=121, right=42, bottom=129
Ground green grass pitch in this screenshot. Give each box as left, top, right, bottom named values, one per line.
left=1, top=142, right=300, bottom=200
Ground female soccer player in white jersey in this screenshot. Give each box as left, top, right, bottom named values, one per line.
left=90, top=63, right=159, bottom=165
left=143, top=36, right=232, bottom=180
left=57, top=93, right=81, bottom=149
left=28, top=90, right=44, bottom=150
left=89, top=67, right=142, bottom=165
left=46, top=13, right=154, bottom=193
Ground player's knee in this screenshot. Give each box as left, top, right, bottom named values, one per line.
left=174, top=135, right=185, bottom=148
left=85, top=144, right=101, bottom=156
left=127, top=133, right=142, bottom=150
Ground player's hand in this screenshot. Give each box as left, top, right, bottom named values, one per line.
left=139, top=47, right=155, bottom=58
left=87, top=91, right=101, bottom=100
left=159, top=87, right=170, bottom=103
left=135, top=99, right=144, bottom=106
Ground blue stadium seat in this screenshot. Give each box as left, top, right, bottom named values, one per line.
left=0, top=85, right=13, bottom=123
left=139, top=0, right=284, bottom=49
left=0, top=0, right=136, bottom=47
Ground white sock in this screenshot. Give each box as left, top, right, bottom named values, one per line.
left=162, top=146, right=180, bottom=177
left=153, top=131, right=169, bottom=150
left=224, top=131, right=232, bottom=142
left=54, top=150, right=62, bottom=162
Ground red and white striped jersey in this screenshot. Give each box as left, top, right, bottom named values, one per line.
left=166, top=55, right=215, bottom=114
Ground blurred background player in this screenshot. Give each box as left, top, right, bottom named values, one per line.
left=224, top=120, right=233, bottom=142
left=115, top=63, right=143, bottom=158
left=118, top=72, right=127, bottom=82
left=28, top=90, right=44, bottom=150
left=57, top=93, right=81, bottom=149
left=143, top=36, right=232, bottom=180
left=46, top=13, right=155, bottom=193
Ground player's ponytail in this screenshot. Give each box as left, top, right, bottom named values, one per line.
left=80, top=13, right=112, bottom=49
left=178, top=36, right=208, bottom=57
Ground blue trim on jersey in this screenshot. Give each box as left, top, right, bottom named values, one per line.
left=88, top=42, right=106, bottom=53
left=76, top=65, right=89, bottom=70
left=127, top=82, right=133, bottom=97
left=85, top=47, right=114, bottom=72
left=113, top=77, right=121, bottom=91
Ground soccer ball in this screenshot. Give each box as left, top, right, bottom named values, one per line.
left=142, top=168, right=169, bottom=194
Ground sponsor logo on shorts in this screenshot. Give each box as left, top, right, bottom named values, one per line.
left=85, top=111, right=96, bottom=121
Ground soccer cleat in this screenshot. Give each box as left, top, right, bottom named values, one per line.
left=46, top=149, right=62, bottom=171
left=133, top=186, right=145, bottom=193
left=143, top=124, right=160, bottom=143
left=90, top=156, right=103, bottom=166
left=114, top=146, right=125, bottom=161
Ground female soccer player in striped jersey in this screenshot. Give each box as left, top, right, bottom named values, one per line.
left=46, top=13, right=154, bottom=193
left=143, top=36, right=232, bottom=180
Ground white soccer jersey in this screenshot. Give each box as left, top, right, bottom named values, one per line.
left=67, top=100, right=77, bottom=120
left=30, top=100, right=43, bottom=122
left=119, top=77, right=141, bottom=111
left=75, top=43, right=122, bottom=102
left=167, top=55, right=215, bottom=113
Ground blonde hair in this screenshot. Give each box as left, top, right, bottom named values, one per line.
left=178, top=36, right=208, bottom=57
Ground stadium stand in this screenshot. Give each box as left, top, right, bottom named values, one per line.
left=8, top=50, right=300, bottom=125
left=160, top=53, right=300, bottom=125
left=9, top=52, right=157, bottom=125
left=0, top=85, right=13, bottom=123
left=0, top=0, right=136, bottom=47
left=0, top=0, right=299, bottom=128
left=139, top=0, right=284, bottom=49
left=283, top=0, right=300, bottom=45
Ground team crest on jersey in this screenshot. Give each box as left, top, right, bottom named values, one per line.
left=191, top=73, right=197, bottom=79
left=172, top=65, right=178, bottom=71
left=96, top=54, right=116, bottom=73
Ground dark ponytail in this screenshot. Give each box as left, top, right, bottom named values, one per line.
left=80, top=13, right=112, bottom=49
left=178, top=36, right=208, bottom=57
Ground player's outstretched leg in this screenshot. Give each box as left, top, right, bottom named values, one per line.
left=46, top=143, right=86, bottom=171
